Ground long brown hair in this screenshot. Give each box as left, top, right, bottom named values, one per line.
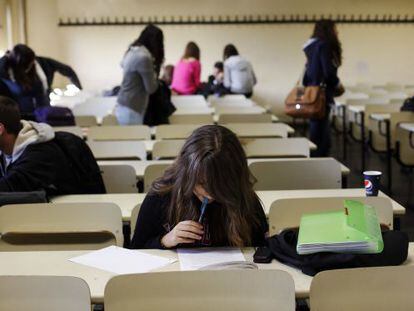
left=182, top=41, right=200, bottom=60
left=312, top=19, right=342, bottom=66
left=151, top=125, right=261, bottom=246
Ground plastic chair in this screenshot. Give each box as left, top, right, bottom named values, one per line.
left=152, top=140, right=185, bottom=160
left=0, top=276, right=91, bottom=311
left=130, top=204, right=142, bottom=239
left=75, top=115, right=98, bottom=127
left=218, top=113, right=273, bottom=124
left=144, top=163, right=171, bottom=192
left=101, top=114, right=119, bottom=126
left=242, top=138, right=309, bottom=158
left=104, top=270, right=295, bottom=311
left=88, top=125, right=151, bottom=141
left=396, top=123, right=414, bottom=166
left=155, top=124, right=201, bottom=140
left=99, top=164, right=138, bottom=193
left=224, top=123, right=292, bottom=138
left=0, top=203, right=123, bottom=250
left=88, top=141, right=147, bottom=160
left=268, top=196, right=393, bottom=235
left=169, top=114, right=214, bottom=124
left=310, top=266, right=414, bottom=311
left=249, top=158, right=341, bottom=191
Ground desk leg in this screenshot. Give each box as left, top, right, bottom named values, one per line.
left=361, top=112, right=366, bottom=172
left=342, top=105, right=347, bottom=160
left=385, top=120, right=392, bottom=194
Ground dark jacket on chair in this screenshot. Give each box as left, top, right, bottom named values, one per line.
left=303, top=38, right=340, bottom=104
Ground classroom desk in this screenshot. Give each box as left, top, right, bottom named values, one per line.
left=400, top=122, right=414, bottom=132
left=51, top=188, right=405, bottom=222
left=97, top=158, right=351, bottom=179
left=1, top=244, right=412, bottom=302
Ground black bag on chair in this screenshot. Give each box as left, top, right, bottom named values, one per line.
left=144, top=80, right=176, bottom=126
left=401, top=97, right=414, bottom=112
left=258, top=228, right=408, bottom=276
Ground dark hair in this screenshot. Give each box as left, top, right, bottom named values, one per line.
left=161, top=64, right=174, bottom=86
left=151, top=125, right=261, bottom=247
left=0, top=96, right=21, bottom=135
left=130, top=24, right=164, bottom=74
left=7, top=44, right=37, bottom=91
left=183, top=41, right=200, bottom=60
left=214, top=61, right=223, bottom=71
left=312, top=19, right=342, bottom=66
left=223, top=44, right=239, bottom=60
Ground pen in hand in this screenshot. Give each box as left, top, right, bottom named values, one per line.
left=198, top=197, right=209, bottom=223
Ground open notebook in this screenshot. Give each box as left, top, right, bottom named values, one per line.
left=297, top=200, right=384, bottom=255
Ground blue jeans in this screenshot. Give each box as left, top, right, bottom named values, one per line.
left=115, top=105, right=144, bottom=125
left=309, top=106, right=331, bottom=157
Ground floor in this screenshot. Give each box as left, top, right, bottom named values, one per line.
left=293, top=120, right=414, bottom=241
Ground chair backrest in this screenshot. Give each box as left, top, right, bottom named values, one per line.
left=218, top=113, right=273, bottom=124
left=391, top=112, right=414, bottom=145
left=364, top=103, right=401, bottom=124
left=101, top=114, right=119, bottom=126
left=99, top=164, right=138, bottom=193
left=249, top=158, right=341, bottom=190
left=0, top=203, right=123, bottom=250
left=53, top=126, right=84, bottom=139
left=215, top=106, right=266, bottom=115
left=171, top=95, right=207, bottom=108
left=396, top=123, right=414, bottom=166
left=72, top=96, right=117, bottom=118
left=225, top=123, right=291, bottom=138
left=207, top=94, right=246, bottom=104
left=152, top=140, right=185, bottom=160
left=144, top=163, right=171, bottom=192
left=0, top=276, right=91, bottom=311
left=169, top=114, right=214, bottom=124
left=268, top=196, right=393, bottom=235
left=346, top=98, right=390, bottom=106
left=130, top=204, right=142, bottom=239
left=104, top=270, right=295, bottom=311
left=88, top=125, right=151, bottom=141
left=310, top=266, right=414, bottom=311
left=242, top=138, right=309, bottom=158
left=88, top=141, right=147, bottom=160
left=155, top=124, right=201, bottom=140
left=75, top=115, right=98, bottom=127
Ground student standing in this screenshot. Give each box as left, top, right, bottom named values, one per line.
left=171, top=41, right=201, bottom=95
left=116, top=24, right=164, bottom=125
left=0, top=44, right=82, bottom=119
left=303, top=19, right=343, bottom=157
left=131, top=125, right=268, bottom=249
left=223, top=44, right=256, bottom=98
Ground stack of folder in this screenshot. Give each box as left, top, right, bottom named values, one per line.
left=297, top=200, right=384, bottom=255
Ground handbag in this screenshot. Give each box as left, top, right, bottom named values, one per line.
left=284, top=69, right=326, bottom=120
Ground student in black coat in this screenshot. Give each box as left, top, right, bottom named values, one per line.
left=131, top=125, right=268, bottom=249
left=0, top=96, right=80, bottom=195
left=303, top=19, right=343, bottom=157
left=0, top=44, right=82, bottom=117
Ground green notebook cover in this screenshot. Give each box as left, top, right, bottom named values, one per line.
left=297, top=200, right=384, bottom=254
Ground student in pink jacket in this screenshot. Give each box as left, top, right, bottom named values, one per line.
left=171, top=42, right=201, bottom=95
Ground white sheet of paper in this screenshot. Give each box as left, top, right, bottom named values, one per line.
left=69, top=246, right=176, bottom=274
left=177, top=248, right=246, bottom=271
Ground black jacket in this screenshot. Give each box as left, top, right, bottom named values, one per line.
left=303, top=38, right=340, bottom=104
left=131, top=193, right=269, bottom=249
left=0, top=140, right=80, bottom=195
left=0, top=55, right=82, bottom=98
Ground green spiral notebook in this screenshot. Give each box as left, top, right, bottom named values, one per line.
left=297, top=200, right=384, bottom=255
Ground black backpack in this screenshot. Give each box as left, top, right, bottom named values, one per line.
left=262, top=228, right=408, bottom=276
left=144, top=80, right=176, bottom=126
left=401, top=97, right=414, bottom=112
left=53, top=131, right=106, bottom=194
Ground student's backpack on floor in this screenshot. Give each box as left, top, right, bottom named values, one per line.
left=34, top=106, right=76, bottom=126
left=401, top=97, right=414, bottom=112
left=53, top=131, right=106, bottom=194
left=260, top=228, right=408, bottom=276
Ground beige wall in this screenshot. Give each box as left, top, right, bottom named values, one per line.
left=25, top=0, right=414, bottom=113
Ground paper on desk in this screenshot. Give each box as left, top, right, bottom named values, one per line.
left=177, top=248, right=246, bottom=271
left=69, top=246, right=176, bottom=274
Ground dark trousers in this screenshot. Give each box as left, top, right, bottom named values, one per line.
left=309, top=106, right=331, bottom=157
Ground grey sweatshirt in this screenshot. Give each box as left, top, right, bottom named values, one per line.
left=117, top=46, right=158, bottom=113
left=223, top=55, right=257, bottom=94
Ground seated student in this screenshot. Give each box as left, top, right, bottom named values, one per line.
left=0, top=96, right=103, bottom=195
left=223, top=44, right=257, bottom=98
left=161, top=64, right=174, bottom=87
left=171, top=41, right=201, bottom=95
left=0, top=44, right=82, bottom=119
left=131, top=125, right=268, bottom=249
left=202, top=61, right=228, bottom=97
